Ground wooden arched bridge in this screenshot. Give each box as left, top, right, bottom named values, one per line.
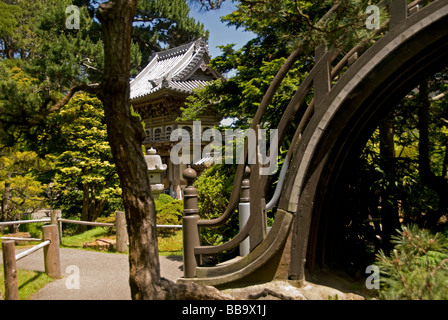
left=177, top=0, right=448, bottom=288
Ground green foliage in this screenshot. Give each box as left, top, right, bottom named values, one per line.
left=224, top=0, right=380, bottom=52
left=0, top=265, right=54, bottom=300
left=134, top=0, right=206, bottom=70
left=0, top=2, right=20, bottom=43
left=155, top=194, right=183, bottom=226
left=0, top=62, right=44, bottom=146
left=195, top=164, right=239, bottom=246
left=0, top=148, right=48, bottom=225
left=0, top=0, right=205, bottom=149
left=183, top=0, right=384, bottom=127
left=376, top=224, right=448, bottom=300
left=38, top=93, right=122, bottom=220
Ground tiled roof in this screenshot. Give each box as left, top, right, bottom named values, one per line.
left=130, top=39, right=220, bottom=100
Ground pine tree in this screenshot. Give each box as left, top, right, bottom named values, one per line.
left=376, top=224, right=448, bottom=300
left=38, top=93, right=122, bottom=229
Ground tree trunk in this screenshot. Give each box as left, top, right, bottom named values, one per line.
left=80, top=184, right=90, bottom=232
left=91, top=198, right=106, bottom=222
left=0, top=173, right=12, bottom=233
left=96, top=0, right=231, bottom=300
left=96, top=0, right=162, bottom=299
left=379, top=117, right=399, bottom=252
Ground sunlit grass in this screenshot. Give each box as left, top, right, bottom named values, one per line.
left=60, top=227, right=183, bottom=256
left=60, top=227, right=112, bottom=250
left=0, top=265, right=54, bottom=300
left=158, top=230, right=183, bottom=256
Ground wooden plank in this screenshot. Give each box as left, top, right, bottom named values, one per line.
left=389, top=0, right=407, bottom=29
left=314, top=44, right=331, bottom=110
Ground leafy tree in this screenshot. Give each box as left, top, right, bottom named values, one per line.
left=0, top=148, right=48, bottom=233
left=362, top=71, right=448, bottom=230
left=0, top=0, right=205, bottom=149
left=0, top=61, right=44, bottom=147
left=133, top=0, right=207, bottom=69
left=0, top=1, right=20, bottom=59
left=183, top=0, right=382, bottom=126
left=0, top=0, right=393, bottom=300
left=38, top=93, right=122, bottom=229
left=1, top=0, right=218, bottom=300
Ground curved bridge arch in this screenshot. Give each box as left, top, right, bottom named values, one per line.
left=282, top=1, right=448, bottom=281
left=179, top=0, right=448, bottom=288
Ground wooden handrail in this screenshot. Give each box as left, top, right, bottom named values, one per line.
left=0, top=218, right=51, bottom=226
left=15, top=240, right=51, bottom=261
left=190, top=0, right=439, bottom=266
left=57, top=218, right=114, bottom=227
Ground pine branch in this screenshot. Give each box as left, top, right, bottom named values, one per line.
left=46, top=83, right=99, bottom=114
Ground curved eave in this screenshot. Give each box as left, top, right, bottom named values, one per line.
left=130, top=80, right=210, bottom=104
left=130, top=87, right=190, bottom=105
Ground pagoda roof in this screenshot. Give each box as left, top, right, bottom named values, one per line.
left=130, top=38, right=222, bottom=101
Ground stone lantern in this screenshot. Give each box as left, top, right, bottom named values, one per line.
left=144, top=148, right=167, bottom=199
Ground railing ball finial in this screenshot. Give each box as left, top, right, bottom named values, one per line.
left=183, top=165, right=197, bottom=185
left=240, top=165, right=251, bottom=203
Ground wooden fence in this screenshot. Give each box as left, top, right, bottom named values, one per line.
left=1, top=210, right=182, bottom=299
left=1, top=224, right=60, bottom=300
left=0, top=211, right=129, bottom=253
left=0, top=211, right=128, bottom=300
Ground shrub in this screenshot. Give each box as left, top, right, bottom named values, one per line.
left=154, top=194, right=183, bottom=236
left=375, top=224, right=448, bottom=300
left=194, top=164, right=239, bottom=247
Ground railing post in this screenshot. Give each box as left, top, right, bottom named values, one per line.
left=389, top=0, right=407, bottom=30
left=2, top=240, right=19, bottom=300
left=182, top=166, right=200, bottom=278
left=50, top=209, right=62, bottom=243
left=42, top=224, right=61, bottom=279
left=239, top=166, right=251, bottom=256
left=314, top=43, right=331, bottom=110
left=115, top=211, right=128, bottom=253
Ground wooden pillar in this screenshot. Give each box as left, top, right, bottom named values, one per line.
left=2, top=240, right=19, bottom=300
left=115, top=211, right=128, bottom=253
left=182, top=166, right=200, bottom=278
left=314, top=44, right=331, bottom=110
left=50, top=209, right=62, bottom=243
left=389, top=0, right=407, bottom=30
left=288, top=157, right=326, bottom=284
left=42, top=225, right=61, bottom=279
left=239, top=166, right=251, bottom=256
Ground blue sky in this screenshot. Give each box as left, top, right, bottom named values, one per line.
left=189, top=2, right=255, bottom=58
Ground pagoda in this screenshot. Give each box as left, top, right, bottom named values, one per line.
left=130, top=39, right=223, bottom=199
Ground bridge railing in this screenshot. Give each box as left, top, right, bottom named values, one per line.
left=181, top=0, right=438, bottom=279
